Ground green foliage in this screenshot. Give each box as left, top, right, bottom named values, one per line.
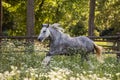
left=68, top=21, right=87, bottom=36
left=2, top=0, right=26, bottom=36
left=2, top=0, right=120, bottom=36
left=95, top=0, right=120, bottom=35
left=34, top=0, right=89, bottom=36
left=2, top=0, right=89, bottom=36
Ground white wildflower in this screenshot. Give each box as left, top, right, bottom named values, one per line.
left=24, top=78, right=32, bottom=80
left=83, top=71, right=86, bottom=74
left=10, top=71, right=16, bottom=76
left=116, top=73, right=120, bottom=76
left=70, top=77, right=76, bottom=80
left=4, top=71, right=10, bottom=77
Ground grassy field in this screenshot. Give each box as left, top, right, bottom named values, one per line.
left=0, top=40, right=120, bottom=80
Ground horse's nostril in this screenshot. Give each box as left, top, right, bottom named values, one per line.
left=38, top=37, right=43, bottom=42
left=38, top=38, right=41, bottom=41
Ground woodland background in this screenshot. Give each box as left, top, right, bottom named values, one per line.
left=2, top=0, right=120, bottom=36
left=0, top=0, right=120, bottom=80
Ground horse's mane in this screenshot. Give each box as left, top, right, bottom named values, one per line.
left=50, top=23, right=71, bottom=38
left=51, top=23, right=65, bottom=32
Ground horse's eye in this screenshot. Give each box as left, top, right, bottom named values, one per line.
left=43, top=31, right=46, bottom=33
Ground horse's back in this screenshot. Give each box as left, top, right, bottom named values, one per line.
left=77, top=36, right=93, bottom=43
left=61, top=35, right=94, bottom=52
left=77, top=36, right=94, bottom=52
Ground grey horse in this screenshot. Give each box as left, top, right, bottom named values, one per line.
left=38, top=23, right=103, bottom=67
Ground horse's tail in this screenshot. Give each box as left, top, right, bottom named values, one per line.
left=94, top=43, right=104, bottom=63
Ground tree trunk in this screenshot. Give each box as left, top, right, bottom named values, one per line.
left=88, top=0, right=96, bottom=36
left=26, top=0, right=34, bottom=42
left=26, top=0, right=34, bottom=53
left=0, top=0, right=2, bottom=54
left=0, top=0, right=2, bottom=36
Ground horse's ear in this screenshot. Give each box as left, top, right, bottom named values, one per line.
left=46, top=24, right=49, bottom=28
left=42, top=24, right=49, bottom=28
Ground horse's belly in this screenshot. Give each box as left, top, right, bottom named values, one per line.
left=61, top=47, right=83, bottom=56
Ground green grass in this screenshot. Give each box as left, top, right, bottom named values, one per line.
left=0, top=40, right=120, bottom=80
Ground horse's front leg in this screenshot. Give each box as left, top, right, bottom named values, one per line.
left=41, top=52, right=52, bottom=66
left=42, top=49, right=60, bottom=66
left=41, top=47, right=65, bottom=66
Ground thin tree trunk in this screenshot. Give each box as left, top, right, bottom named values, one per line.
left=26, top=0, right=34, bottom=53
left=26, top=0, right=34, bottom=42
left=0, top=0, right=2, bottom=55
left=0, top=0, right=2, bottom=36
left=88, top=0, right=96, bottom=36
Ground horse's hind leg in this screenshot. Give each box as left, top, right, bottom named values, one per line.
left=85, top=53, right=94, bottom=69
left=87, top=60, right=94, bottom=69
left=80, top=52, right=88, bottom=65
left=81, top=52, right=94, bottom=69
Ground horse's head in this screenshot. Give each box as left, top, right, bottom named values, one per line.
left=38, top=24, right=50, bottom=42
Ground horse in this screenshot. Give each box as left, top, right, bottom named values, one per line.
left=38, top=23, right=103, bottom=67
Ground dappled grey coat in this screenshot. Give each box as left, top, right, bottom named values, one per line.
left=38, top=23, right=103, bottom=66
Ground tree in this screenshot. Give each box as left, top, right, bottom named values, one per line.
left=26, top=0, right=34, bottom=42
left=26, top=0, right=35, bottom=53
left=0, top=0, right=2, bottom=46
left=0, top=0, right=2, bottom=36
left=2, top=0, right=89, bottom=36
left=88, top=0, right=96, bottom=36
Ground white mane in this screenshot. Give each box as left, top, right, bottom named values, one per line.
left=51, top=23, right=65, bottom=32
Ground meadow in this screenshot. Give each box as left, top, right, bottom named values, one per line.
left=0, top=40, right=120, bottom=80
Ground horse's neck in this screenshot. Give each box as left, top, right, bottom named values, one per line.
left=49, top=29, right=61, bottom=43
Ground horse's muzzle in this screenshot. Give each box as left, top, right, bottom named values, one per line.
left=38, top=37, right=44, bottom=42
